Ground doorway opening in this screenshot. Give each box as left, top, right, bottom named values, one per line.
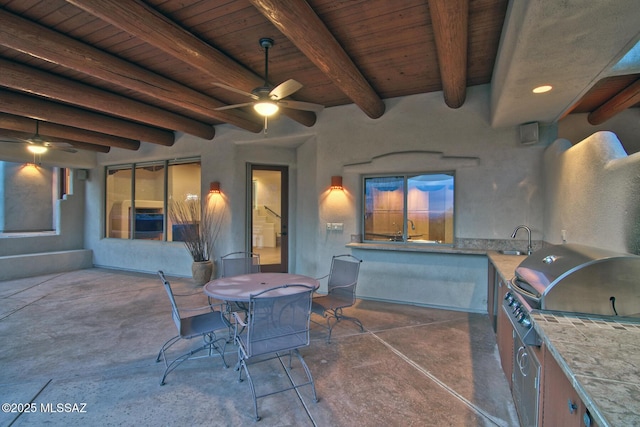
left=248, top=165, right=288, bottom=272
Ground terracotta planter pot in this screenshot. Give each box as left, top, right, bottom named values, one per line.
left=191, top=260, right=214, bottom=285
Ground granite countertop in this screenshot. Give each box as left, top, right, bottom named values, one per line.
left=346, top=242, right=487, bottom=255
left=487, top=251, right=640, bottom=427
left=532, top=312, right=640, bottom=427
left=486, top=251, right=526, bottom=282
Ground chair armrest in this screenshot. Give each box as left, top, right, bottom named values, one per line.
left=232, top=311, right=247, bottom=327
left=181, top=302, right=226, bottom=313
left=315, top=273, right=329, bottom=281
left=180, top=304, right=218, bottom=312
left=328, top=281, right=357, bottom=291
left=171, top=290, right=202, bottom=297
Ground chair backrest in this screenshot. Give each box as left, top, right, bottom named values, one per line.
left=221, top=251, right=261, bottom=277
left=244, top=285, right=314, bottom=358
left=158, top=270, right=181, bottom=332
left=327, top=254, right=362, bottom=304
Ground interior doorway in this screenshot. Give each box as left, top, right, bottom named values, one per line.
left=248, top=164, right=288, bottom=272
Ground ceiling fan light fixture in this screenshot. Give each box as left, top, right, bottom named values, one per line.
left=254, top=101, right=279, bottom=116
left=27, top=144, right=48, bottom=154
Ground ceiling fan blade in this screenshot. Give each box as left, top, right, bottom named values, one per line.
left=51, top=146, right=78, bottom=153
left=1, top=129, right=47, bottom=144
left=270, top=79, right=303, bottom=100
left=0, top=132, right=31, bottom=144
left=278, top=99, right=324, bottom=113
left=213, top=82, right=258, bottom=99
left=215, top=102, right=255, bottom=111
left=36, top=142, right=77, bottom=153
left=47, top=141, right=76, bottom=149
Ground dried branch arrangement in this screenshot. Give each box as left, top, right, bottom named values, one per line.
left=168, top=196, right=224, bottom=262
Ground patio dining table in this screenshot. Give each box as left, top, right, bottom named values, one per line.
left=203, top=272, right=319, bottom=302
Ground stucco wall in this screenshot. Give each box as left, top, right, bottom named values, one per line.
left=0, top=168, right=90, bottom=280
left=2, top=85, right=639, bottom=312
left=0, top=169, right=85, bottom=257
left=1, top=162, right=53, bottom=232
left=543, top=132, right=640, bottom=254
left=85, top=85, right=549, bottom=312
left=307, top=86, right=553, bottom=310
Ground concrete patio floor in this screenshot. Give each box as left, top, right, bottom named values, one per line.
left=0, top=268, right=519, bottom=426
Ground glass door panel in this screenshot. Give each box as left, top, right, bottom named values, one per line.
left=250, top=165, right=288, bottom=272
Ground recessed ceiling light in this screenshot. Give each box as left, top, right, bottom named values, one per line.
left=532, top=85, right=553, bottom=94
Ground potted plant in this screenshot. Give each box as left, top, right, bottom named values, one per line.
left=169, top=194, right=224, bottom=285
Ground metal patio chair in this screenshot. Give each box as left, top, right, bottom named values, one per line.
left=219, top=251, right=261, bottom=320
left=311, top=254, right=364, bottom=343
left=156, top=270, right=229, bottom=385
left=221, top=251, right=261, bottom=277
left=233, top=284, right=317, bottom=421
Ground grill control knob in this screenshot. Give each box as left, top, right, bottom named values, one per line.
left=520, top=316, right=531, bottom=328
left=512, top=302, right=521, bottom=313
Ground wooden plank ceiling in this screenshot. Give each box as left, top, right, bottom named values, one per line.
left=0, top=0, right=637, bottom=153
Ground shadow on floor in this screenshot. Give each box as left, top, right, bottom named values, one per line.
left=0, top=268, right=518, bottom=426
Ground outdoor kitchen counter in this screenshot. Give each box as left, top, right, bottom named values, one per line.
left=346, top=242, right=487, bottom=255
left=531, top=311, right=640, bottom=427
left=487, top=251, right=640, bottom=427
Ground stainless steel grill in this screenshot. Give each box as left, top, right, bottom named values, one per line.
left=511, top=243, right=640, bottom=317
left=503, top=243, right=640, bottom=427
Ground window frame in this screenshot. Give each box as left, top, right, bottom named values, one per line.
left=361, top=171, right=455, bottom=245
left=104, top=157, right=200, bottom=241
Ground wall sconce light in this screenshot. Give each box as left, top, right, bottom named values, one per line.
left=331, top=175, right=343, bottom=190
left=209, top=181, right=221, bottom=193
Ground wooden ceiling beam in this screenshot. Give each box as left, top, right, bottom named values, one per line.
left=0, top=113, right=140, bottom=150
left=0, top=9, right=263, bottom=134
left=588, top=78, right=640, bottom=125
left=428, top=0, right=469, bottom=109
left=66, top=0, right=317, bottom=127
left=0, top=59, right=214, bottom=140
left=0, top=128, right=111, bottom=153
left=249, top=0, right=385, bottom=119
left=0, top=90, right=172, bottom=146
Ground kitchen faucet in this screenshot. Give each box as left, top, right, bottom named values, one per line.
left=408, top=219, right=415, bottom=230
left=511, top=225, right=533, bottom=255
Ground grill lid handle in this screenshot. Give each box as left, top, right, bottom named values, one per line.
left=510, top=277, right=542, bottom=301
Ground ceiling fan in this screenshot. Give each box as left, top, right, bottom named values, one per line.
left=0, top=121, right=77, bottom=154
left=214, top=38, right=323, bottom=129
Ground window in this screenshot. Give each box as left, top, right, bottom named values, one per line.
left=105, top=158, right=200, bottom=240
left=363, top=173, right=454, bottom=244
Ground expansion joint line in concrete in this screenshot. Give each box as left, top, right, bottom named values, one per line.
left=369, top=332, right=508, bottom=427
left=277, top=354, right=318, bottom=427
left=7, top=378, right=52, bottom=427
